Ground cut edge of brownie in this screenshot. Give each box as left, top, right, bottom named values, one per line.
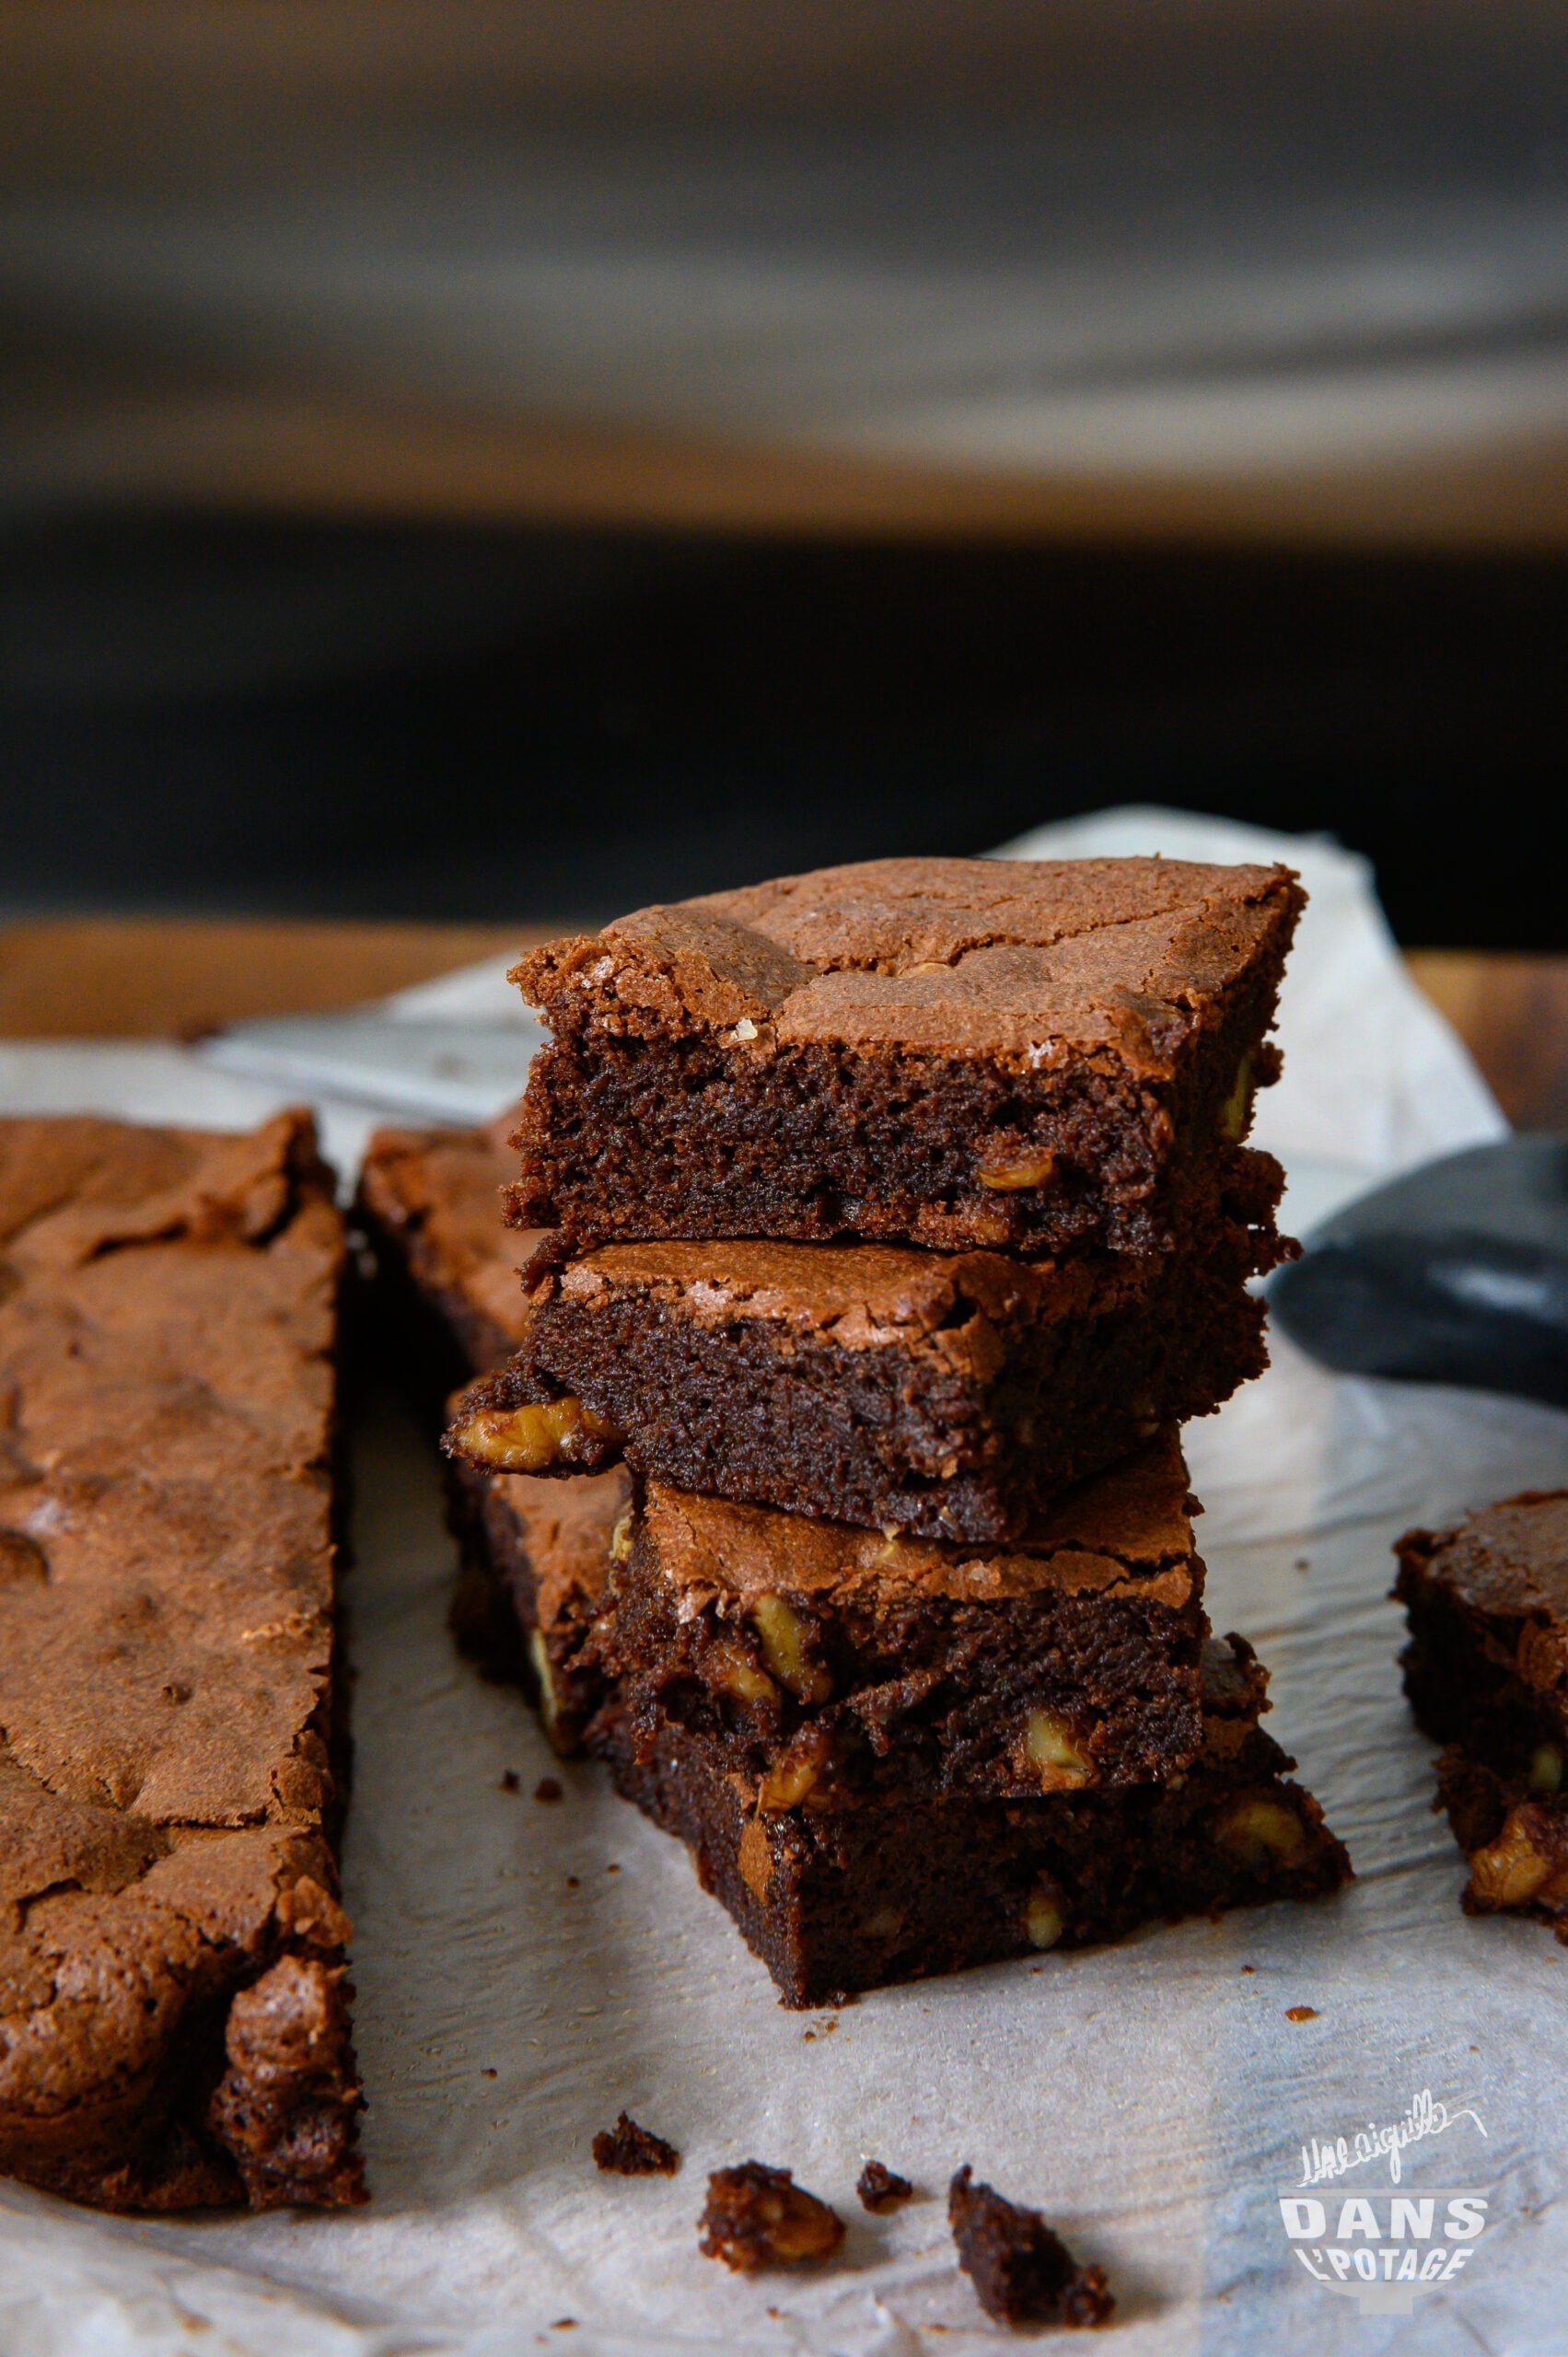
left=507, top=855, right=1304, bottom=1256
left=588, top=1632, right=1352, bottom=2007
left=450, top=1152, right=1283, bottom=1539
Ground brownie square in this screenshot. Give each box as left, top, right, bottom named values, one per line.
left=509, top=854, right=1302, bottom=1256
left=0, top=1112, right=364, bottom=2212
left=1397, top=1489, right=1568, bottom=1935
left=589, top=1434, right=1211, bottom=1806
left=592, top=1635, right=1350, bottom=2006
left=448, top=1148, right=1283, bottom=1540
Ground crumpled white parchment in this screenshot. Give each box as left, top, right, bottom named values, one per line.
left=4, top=811, right=1565, bottom=2357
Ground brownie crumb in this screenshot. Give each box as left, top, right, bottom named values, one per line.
left=482, top=2067, right=498, bottom=2080
left=592, top=2112, right=680, bottom=2176
left=500, top=1769, right=520, bottom=1793
left=535, top=1776, right=563, bottom=1803
left=948, top=2165, right=1114, bottom=2328
left=1284, top=2005, right=1319, bottom=2022
left=857, top=2159, right=914, bottom=2213
left=699, top=2163, right=845, bottom=2271
left=564, top=1874, right=580, bottom=1888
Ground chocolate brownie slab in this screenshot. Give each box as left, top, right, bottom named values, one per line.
left=588, top=1434, right=1210, bottom=1805
left=449, top=1151, right=1283, bottom=1541
left=593, top=1635, right=1350, bottom=2005
left=0, top=1112, right=364, bottom=2212
left=1397, top=1490, right=1568, bottom=1935
left=510, top=855, right=1302, bottom=1255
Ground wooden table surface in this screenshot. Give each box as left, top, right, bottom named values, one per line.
left=1, top=918, right=1565, bottom=1132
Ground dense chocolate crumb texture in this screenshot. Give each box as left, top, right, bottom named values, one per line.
left=0, top=1111, right=365, bottom=2212
left=1397, top=1489, right=1568, bottom=1936
left=509, top=854, right=1303, bottom=1256
left=592, top=1633, right=1352, bottom=2007
left=698, top=2161, right=845, bottom=2270
left=856, top=2157, right=914, bottom=2212
left=589, top=1433, right=1212, bottom=1807
left=591, top=2109, right=680, bottom=2175
left=948, top=2165, right=1115, bottom=2328
left=447, top=1145, right=1284, bottom=1540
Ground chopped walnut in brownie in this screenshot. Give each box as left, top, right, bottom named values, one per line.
left=948, top=2166, right=1114, bottom=2328
left=856, top=2158, right=914, bottom=2213
left=591, top=2111, right=680, bottom=2176
left=699, top=2162, right=845, bottom=2270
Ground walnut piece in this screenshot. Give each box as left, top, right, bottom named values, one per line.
left=450, top=1395, right=619, bottom=1474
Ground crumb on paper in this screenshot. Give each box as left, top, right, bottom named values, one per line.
left=565, top=1874, right=581, bottom=1888
left=592, top=2112, right=680, bottom=2176
left=857, top=2159, right=914, bottom=2213
left=699, top=2163, right=844, bottom=2271
left=482, top=2067, right=498, bottom=2080
left=1285, top=2005, right=1319, bottom=2022
left=948, top=2165, right=1114, bottom=2328
left=500, top=1769, right=520, bottom=1793
left=535, top=1776, right=563, bottom=1803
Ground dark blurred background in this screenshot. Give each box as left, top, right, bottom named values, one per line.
left=4, top=3, right=1566, bottom=944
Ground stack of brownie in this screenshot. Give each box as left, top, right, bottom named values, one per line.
left=413, top=856, right=1349, bottom=2004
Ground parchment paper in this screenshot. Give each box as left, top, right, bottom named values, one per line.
left=5, top=812, right=1566, bottom=2357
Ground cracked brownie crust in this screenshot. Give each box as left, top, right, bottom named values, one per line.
left=451, top=1148, right=1283, bottom=1540
left=587, top=1435, right=1210, bottom=1807
left=0, top=1111, right=365, bottom=2212
left=593, top=1634, right=1351, bottom=2006
left=509, top=855, right=1302, bottom=1256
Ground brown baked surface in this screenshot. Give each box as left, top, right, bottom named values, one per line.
left=453, top=1145, right=1282, bottom=1539
left=0, top=1110, right=365, bottom=2212
left=592, top=1634, right=1351, bottom=2006
left=587, top=1436, right=1210, bottom=1805
left=510, top=854, right=1302, bottom=1254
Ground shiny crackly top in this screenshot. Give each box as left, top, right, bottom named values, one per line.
left=1409, top=1492, right=1568, bottom=1626
left=515, top=854, right=1301, bottom=1070
left=640, top=1429, right=1200, bottom=1608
